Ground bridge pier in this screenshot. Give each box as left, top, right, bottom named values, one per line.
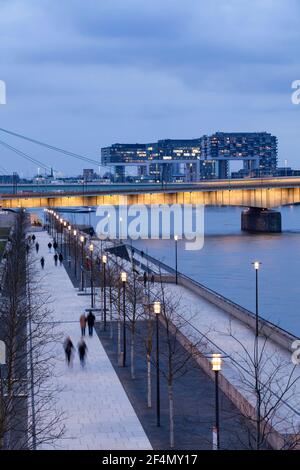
left=241, top=207, right=282, bottom=233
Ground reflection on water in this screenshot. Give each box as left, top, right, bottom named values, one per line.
left=52, top=205, right=300, bottom=336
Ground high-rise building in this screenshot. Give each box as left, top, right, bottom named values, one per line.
left=101, top=132, right=278, bottom=182
left=202, top=132, right=277, bottom=179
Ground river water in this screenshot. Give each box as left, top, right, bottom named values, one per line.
left=45, top=205, right=300, bottom=336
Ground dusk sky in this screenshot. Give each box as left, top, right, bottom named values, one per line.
left=1, top=0, right=300, bottom=176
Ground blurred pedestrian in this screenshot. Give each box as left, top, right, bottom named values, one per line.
left=79, top=313, right=87, bottom=337
left=63, top=336, right=74, bottom=366
left=54, top=253, right=58, bottom=266
left=87, top=310, right=96, bottom=337
left=143, top=271, right=147, bottom=288
left=151, top=274, right=155, bottom=285
left=40, top=257, right=45, bottom=269
left=48, top=242, right=52, bottom=253
left=59, top=253, right=63, bottom=266
left=35, top=242, right=39, bottom=254
left=78, top=339, right=88, bottom=367
left=32, top=234, right=36, bottom=243
left=53, top=241, right=58, bottom=252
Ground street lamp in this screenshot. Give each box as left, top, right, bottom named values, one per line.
left=55, top=214, right=59, bottom=243
left=121, top=271, right=127, bottom=367
left=63, top=221, right=67, bottom=257
left=68, top=225, right=71, bottom=263
left=252, top=261, right=261, bottom=338
left=89, top=243, right=94, bottom=308
left=80, top=235, right=85, bottom=291
left=153, top=301, right=161, bottom=427
left=252, top=260, right=262, bottom=450
left=174, top=235, right=178, bottom=284
left=102, top=254, right=107, bottom=331
left=73, top=230, right=77, bottom=279
left=211, top=353, right=222, bottom=450
left=59, top=219, right=63, bottom=251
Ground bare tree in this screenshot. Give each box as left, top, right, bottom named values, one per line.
left=225, top=326, right=300, bottom=450
left=0, top=211, right=64, bottom=449
left=125, top=266, right=145, bottom=379
left=157, top=276, right=203, bottom=448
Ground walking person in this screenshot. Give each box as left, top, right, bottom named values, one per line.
left=32, top=234, right=36, bottom=244
left=79, top=313, right=87, bottom=337
left=48, top=242, right=52, bottom=253
left=63, top=336, right=74, bottom=367
left=35, top=241, right=40, bottom=254
left=151, top=273, right=155, bottom=285
left=54, top=253, right=58, bottom=266
left=59, top=252, right=64, bottom=266
left=87, top=310, right=96, bottom=337
left=78, top=339, right=88, bottom=367
left=40, top=257, right=45, bottom=269
left=53, top=241, right=58, bottom=252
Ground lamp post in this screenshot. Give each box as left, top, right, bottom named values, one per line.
left=211, top=353, right=222, bottom=450
left=102, top=254, right=107, bottom=331
left=73, top=230, right=77, bottom=279
left=121, top=271, right=127, bottom=366
left=153, top=301, right=161, bottom=427
left=80, top=235, right=85, bottom=291
left=68, top=225, right=71, bottom=265
left=252, top=260, right=261, bottom=450
left=59, top=219, right=63, bottom=251
left=63, top=221, right=67, bottom=257
left=174, top=235, right=178, bottom=284
left=89, top=243, right=94, bottom=308
left=55, top=214, right=59, bottom=243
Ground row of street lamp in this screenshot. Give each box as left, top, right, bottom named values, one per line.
left=45, top=208, right=262, bottom=451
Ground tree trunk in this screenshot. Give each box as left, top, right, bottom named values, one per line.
left=147, top=353, right=151, bottom=408
left=168, top=383, right=175, bottom=448
left=109, top=286, right=113, bottom=339
left=131, top=334, right=135, bottom=379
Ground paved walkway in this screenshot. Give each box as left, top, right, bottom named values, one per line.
left=31, top=230, right=151, bottom=450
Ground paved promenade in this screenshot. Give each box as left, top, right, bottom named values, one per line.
left=31, top=230, right=151, bottom=450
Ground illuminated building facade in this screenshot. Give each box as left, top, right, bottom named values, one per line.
left=101, top=132, right=277, bottom=182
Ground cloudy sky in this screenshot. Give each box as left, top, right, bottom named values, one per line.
left=0, top=0, right=300, bottom=176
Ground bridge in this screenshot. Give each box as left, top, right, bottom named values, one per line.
left=2, top=176, right=300, bottom=232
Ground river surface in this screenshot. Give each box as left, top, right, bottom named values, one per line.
left=36, top=205, right=300, bottom=336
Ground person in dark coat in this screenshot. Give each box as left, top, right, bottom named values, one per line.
left=78, top=339, right=88, bottom=367
left=48, top=242, right=52, bottom=253
left=59, top=253, right=64, bottom=266
left=35, top=242, right=39, bottom=253
left=54, top=253, right=58, bottom=266
left=32, top=234, right=36, bottom=243
left=151, top=274, right=155, bottom=285
left=87, top=310, right=96, bottom=337
left=53, top=241, right=58, bottom=252
left=63, top=337, right=74, bottom=366
left=40, top=257, right=45, bottom=269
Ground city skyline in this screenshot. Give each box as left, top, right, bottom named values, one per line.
left=1, top=0, right=300, bottom=175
